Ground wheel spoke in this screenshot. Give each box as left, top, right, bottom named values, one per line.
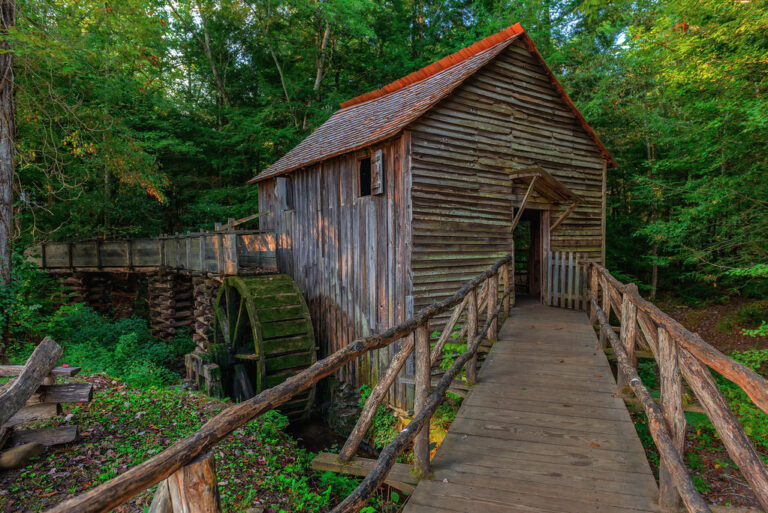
left=215, top=304, right=230, bottom=346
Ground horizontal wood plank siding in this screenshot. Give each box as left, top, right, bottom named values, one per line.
left=257, top=136, right=412, bottom=409
left=409, top=39, right=605, bottom=311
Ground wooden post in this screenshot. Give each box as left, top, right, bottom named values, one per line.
left=501, top=263, right=510, bottom=315
left=466, top=287, right=479, bottom=383
left=589, top=265, right=599, bottom=323
left=618, top=287, right=638, bottom=391
left=510, top=242, right=516, bottom=308
left=166, top=452, right=221, bottom=513
left=413, top=324, right=431, bottom=476
left=487, top=274, right=498, bottom=341
left=600, top=276, right=609, bottom=348
left=658, top=327, right=685, bottom=511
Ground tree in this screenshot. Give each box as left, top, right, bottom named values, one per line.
left=0, top=0, right=13, bottom=285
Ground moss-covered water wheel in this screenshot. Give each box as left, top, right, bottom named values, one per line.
left=211, top=274, right=316, bottom=420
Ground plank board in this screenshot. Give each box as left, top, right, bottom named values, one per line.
left=402, top=299, right=660, bottom=513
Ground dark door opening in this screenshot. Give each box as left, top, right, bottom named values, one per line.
left=513, top=210, right=547, bottom=300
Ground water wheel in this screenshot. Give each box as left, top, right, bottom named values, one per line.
left=210, top=274, right=316, bottom=420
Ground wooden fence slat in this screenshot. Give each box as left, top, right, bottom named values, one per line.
left=546, top=250, right=553, bottom=306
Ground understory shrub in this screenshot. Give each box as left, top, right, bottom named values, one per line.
left=12, top=303, right=194, bottom=387
left=358, top=385, right=399, bottom=449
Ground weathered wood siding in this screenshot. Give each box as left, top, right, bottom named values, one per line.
left=258, top=135, right=414, bottom=409
left=408, top=38, right=606, bottom=311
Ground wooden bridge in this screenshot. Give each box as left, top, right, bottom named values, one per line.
left=402, top=299, right=661, bottom=513
left=42, top=255, right=768, bottom=513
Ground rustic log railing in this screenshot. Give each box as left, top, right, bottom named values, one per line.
left=588, top=263, right=768, bottom=512
left=44, top=255, right=513, bottom=513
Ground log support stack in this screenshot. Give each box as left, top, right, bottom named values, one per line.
left=149, top=272, right=176, bottom=339
left=192, top=275, right=221, bottom=352
left=84, top=273, right=110, bottom=313
left=148, top=272, right=195, bottom=340
left=61, top=273, right=87, bottom=304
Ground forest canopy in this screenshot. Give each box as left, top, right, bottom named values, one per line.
left=6, top=0, right=768, bottom=295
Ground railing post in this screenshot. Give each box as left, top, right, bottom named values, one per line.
left=466, top=287, right=479, bottom=383
left=510, top=248, right=516, bottom=308
left=487, top=273, right=498, bottom=341
left=618, top=286, right=638, bottom=391
left=658, top=327, right=686, bottom=511
left=413, top=323, right=431, bottom=476
left=600, top=276, right=609, bottom=348
left=166, top=451, right=221, bottom=513
left=589, top=265, right=599, bottom=324
left=501, top=263, right=510, bottom=315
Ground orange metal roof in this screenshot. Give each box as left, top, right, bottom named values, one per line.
left=250, top=24, right=614, bottom=184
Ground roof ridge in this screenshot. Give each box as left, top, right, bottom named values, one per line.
left=339, top=23, right=525, bottom=109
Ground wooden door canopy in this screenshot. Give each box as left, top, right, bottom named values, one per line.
left=508, top=166, right=583, bottom=232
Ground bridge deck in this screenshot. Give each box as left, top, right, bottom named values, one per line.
left=403, top=299, right=661, bottom=513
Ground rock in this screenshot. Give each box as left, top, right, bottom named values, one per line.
left=0, top=442, right=43, bottom=469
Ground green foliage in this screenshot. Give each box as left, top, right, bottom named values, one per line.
left=743, top=322, right=768, bottom=338
left=15, top=303, right=194, bottom=387
left=0, top=255, right=64, bottom=358
left=714, top=349, right=768, bottom=450
left=358, top=384, right=399, bottom=449
left=432, top=394, right=463, bottom=431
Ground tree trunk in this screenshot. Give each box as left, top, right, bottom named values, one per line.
left=0, top=0, right=14, bottom=363
left=0, top=0, right=14, bottom=285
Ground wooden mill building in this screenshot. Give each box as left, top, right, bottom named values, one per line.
left=252, top=23, right=614, bottom=410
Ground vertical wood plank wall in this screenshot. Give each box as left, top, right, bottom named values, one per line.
left=257, top=136, right=413, bottom=409
left=408, top=38, right=605, bottom=313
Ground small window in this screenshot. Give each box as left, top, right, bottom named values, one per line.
left=359, top=157, right=372, bottom=197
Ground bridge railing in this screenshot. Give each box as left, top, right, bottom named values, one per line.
left=44, top=254, right=513, bottom=513
left=588, top=263, right=768, bottom=513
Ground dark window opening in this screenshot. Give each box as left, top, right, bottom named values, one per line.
left=359, top=157, right=372, bottom=197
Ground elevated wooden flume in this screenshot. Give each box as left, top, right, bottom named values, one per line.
left=25, top=215, right=276, bottom=275
left=40, top=253, right=768, bottom=513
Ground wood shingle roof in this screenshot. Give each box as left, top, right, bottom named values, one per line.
left=250, top=23, right=614, bottom=184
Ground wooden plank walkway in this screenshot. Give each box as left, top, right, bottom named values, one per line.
left=403, top=299, right=661, bottom=513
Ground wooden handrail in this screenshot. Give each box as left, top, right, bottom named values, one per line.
left=589, top=263, right=768, bottom=512
left=590, top=264, right=768, bottom=415
left=46, top=254, right=512, bottom=513
left=591, top=296, right=711, bottom=513
left=332, top=284, right=515, bottom=513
